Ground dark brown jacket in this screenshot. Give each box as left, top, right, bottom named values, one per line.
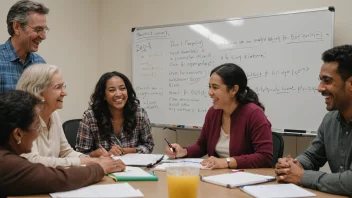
left=0, top=146, right=105, bottom=197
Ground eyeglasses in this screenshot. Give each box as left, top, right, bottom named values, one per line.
left=26, top=25, right=50, bottom=35
left=28, top=124, right=42, bottom=131
left=53, top=84, right=67, bottom=91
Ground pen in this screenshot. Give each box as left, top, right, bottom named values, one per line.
left=232, top=169, right=244, bottom=173
left=98, top=144, right=109, bottom=155
left=164, top=138, right=176, bottom=158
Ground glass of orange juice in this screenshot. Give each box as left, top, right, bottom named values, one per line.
left=166, top=166, right=200, bottom=198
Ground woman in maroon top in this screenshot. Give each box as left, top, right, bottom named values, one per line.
left=165, top=63, right=273, bottom=169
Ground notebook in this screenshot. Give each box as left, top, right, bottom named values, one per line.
left=109, top=166, right=158, bottom=181
left=240, top=184, right=316, bottom=197
left=49, top=183, right=143, bottom=197
left=155, top=158, right=211, bottom=170
left=112, top=154, right=165, bottom=167
left=201, top=172, right=275, bottom=188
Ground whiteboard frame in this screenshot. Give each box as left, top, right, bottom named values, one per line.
left=131, top=7, right=335, bottom=131
left=132, top=7, right=334, bottom=31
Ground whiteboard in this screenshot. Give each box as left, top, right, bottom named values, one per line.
left=132, top=7, right=334, bottom=132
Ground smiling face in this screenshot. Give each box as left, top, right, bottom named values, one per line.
left=208, top=73, right=237, bottom=110
left=105, top=76, right=128, bottom=111
left=16, top=12, right=47, bottom=53
left=318, top=62, right=352, bottom=112
left=40, top=71, right=67, bottom=112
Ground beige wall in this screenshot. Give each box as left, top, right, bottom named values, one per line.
left=1, top=0, right=352, bottom=157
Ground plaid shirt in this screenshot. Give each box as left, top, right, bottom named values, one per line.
left=76, top=106, right=154, bottom=154
left=0, top=38, right=46, bottom=93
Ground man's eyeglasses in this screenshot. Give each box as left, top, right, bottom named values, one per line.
left=27, top=25, right=50, bottom=35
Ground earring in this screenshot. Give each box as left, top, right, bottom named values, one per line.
left=17, top=139, right=21, bottom=144
left=41, top=98, right=45, bottom=102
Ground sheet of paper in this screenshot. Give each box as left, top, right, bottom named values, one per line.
left=49, top=183, right=143, bottom=198
left=112, top=154, right=165, bottom=166
left=162, top=158, right=203, bottom=163
left=154, top=161, right=211, bottom=170
left=113, top=166, right=153, bottom=177
left=241, top=183, right=316, bottom=197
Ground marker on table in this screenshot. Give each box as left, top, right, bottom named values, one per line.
left=164, top=138, right=176, bottom=158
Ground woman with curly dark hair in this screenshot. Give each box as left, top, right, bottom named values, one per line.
left=76, top=71, right=154, bottom=157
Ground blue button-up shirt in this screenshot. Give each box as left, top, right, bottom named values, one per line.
left=0, top=38, right=46, bottom=93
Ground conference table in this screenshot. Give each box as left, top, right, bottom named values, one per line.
left=10, top=168, right=347, bottom=198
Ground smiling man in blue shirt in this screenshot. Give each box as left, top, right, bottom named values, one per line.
left=0, top=0, right=49, bottom=93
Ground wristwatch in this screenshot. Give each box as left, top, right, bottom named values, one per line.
left=226, top=157, right=231, bottom=168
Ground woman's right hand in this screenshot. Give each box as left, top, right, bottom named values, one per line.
left=165, top=143, right=187, bottom=158
left=97, top=156, right=125, bottom=174
left=89, top=147, right=110, bottom=158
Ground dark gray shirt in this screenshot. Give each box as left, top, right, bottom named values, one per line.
left=296, top=111, right=352, bottom=196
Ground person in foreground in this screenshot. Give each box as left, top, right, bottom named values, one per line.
left=165, top=63, right=273, bottom=169
left=0, top=0, right=49, bottom=93
left=0, top=90, right=125, bottom=197
left=17, top=64, right=96, bottom=167
left=76, top=71, right=154, bottom=157
left=275, top=45, right=352, bottom=196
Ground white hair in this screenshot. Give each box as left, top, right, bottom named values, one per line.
left=16, top=64, right=59, bottom=99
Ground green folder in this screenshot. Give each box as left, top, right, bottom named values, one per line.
left=109, top=166, right=158, bottom=181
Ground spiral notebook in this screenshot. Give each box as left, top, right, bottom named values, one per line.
left=201, top=172, right=275, bottom=188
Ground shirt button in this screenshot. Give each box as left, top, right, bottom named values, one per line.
left=340, top=166, right=344, bottom=172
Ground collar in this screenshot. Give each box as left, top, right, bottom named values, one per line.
left=4, top=38, right=33, bottom=63
left=336, top=111, right=352, bottom=125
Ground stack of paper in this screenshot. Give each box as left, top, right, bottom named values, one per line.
left=49, top=183, right=143, bottom=197
left=240, top=184, right=316, bottom=197
left=112, top=154, right=165, bottom=167
left=110, top=166, right=158, bottom=181
left=201, top=172, right=276, bottom=188
left=155, top=158, right=211, bottom=170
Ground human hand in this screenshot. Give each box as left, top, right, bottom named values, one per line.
left=109, top=144, right=125, bottom=156
left=201, top=156, right=228, bottom=169
left=89, top=146, right=109, bottom=157
left=275, top=155, right=301, bottom=176
left=164, top=143, right=187, bottom=158
left=276, top=160, right=304, bottom=185
left=97, top=156, right=126, bottom=174
left=80, top=155, right=99, bottom=165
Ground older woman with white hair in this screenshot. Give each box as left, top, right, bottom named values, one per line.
left=16, top=64, right=96, bottom=167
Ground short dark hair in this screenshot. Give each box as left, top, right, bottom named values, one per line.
left=90, top=71, right=140, bottom=139
left=211, top=63, right=265, bottom=111
left=0, top=90, right=41, bottom=145
left=322, top=45, right=352, bottom=81
left=7, top=0, right=49, bottom=36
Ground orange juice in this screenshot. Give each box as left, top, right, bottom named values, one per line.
left=167, top=175, right=199, bottom=198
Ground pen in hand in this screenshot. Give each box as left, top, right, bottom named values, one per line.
left=164, top=138, right=177, bottom=159
left=98, top=144, right=109, bottom=156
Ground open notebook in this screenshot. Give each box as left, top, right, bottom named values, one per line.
left=201, top=172, right=275, bottom=188
left=240, top=184, right=316, bottom=197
